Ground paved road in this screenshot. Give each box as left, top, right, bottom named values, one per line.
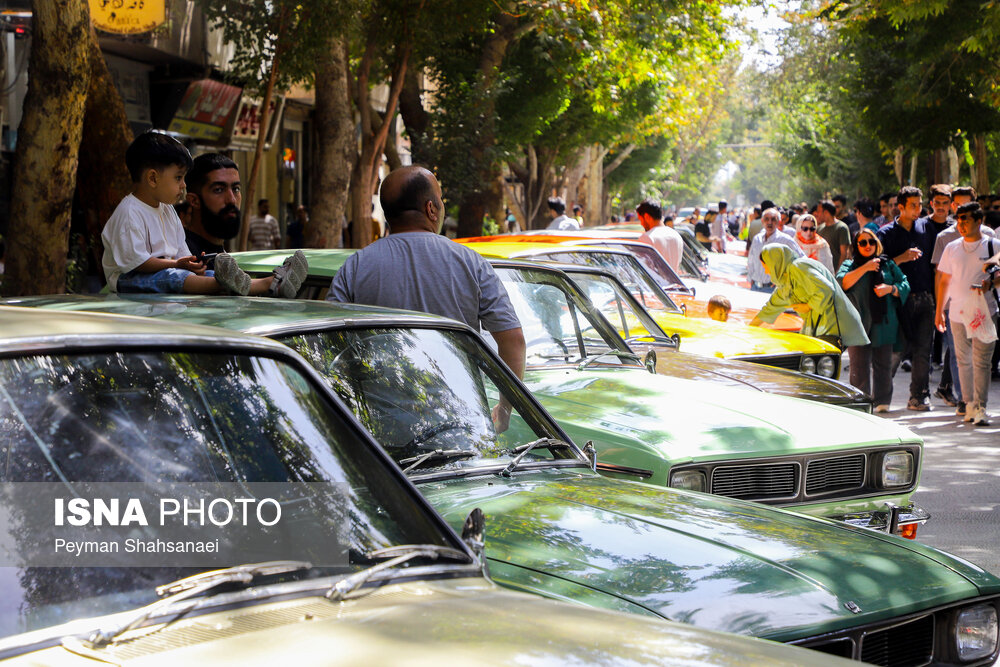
left=856, top=357, right=1000, bottom=576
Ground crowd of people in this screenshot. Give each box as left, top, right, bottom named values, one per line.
left=711, top=186, right=1000, bottom=425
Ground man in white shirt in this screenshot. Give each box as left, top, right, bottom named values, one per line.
left=545, top=196, right=580, bottom=231
left=635, top=198, right=683, bottom=272
left=935, top=202, right=1000, bottom=425
left=746, top=207, right=803, bottom=292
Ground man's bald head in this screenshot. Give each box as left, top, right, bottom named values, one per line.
left=379, top=166, right=442, bottom=231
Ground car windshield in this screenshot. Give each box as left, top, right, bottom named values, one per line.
left=491, top=266, right=639, bottom=367
left=519, top=251, right=683, bottom=316
left=0, top=350, right=455, bottom=640
left=283, top=327, right=582, bottom=477
left=575, top=242, right=687, bottom=292
left=564, top=272, right=669, bottom=344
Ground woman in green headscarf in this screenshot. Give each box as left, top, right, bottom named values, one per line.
left=749, top=245, right=869, bottom=349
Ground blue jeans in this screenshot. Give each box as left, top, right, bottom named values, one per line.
left=117, top=267, right=214, bottom=294
left=750, top=283, right=774, bottom=294
left=943, top=311, right=962, bottom=399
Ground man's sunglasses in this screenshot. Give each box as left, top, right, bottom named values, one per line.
left=800, top=226, right=816, bottom=232
left=857, top=239, right=876, bottom=248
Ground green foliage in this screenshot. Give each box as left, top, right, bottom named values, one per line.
left=197, top=0, right=362, bottom=92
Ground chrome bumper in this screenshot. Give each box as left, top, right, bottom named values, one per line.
left=834, top=502, right=930, bottom=535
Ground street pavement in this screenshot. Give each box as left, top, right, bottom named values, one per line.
left=855, top=356, right=1000, bottom=576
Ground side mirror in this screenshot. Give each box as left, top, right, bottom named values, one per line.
left=670, top=333, right=681, bottom=350
left=461, top=507, right=486, bottom=567
left=583, top=441, right=598, bottom=472
left=680, top=302, right=687, bottom=315
left=643, top=349, right=657, bottom=374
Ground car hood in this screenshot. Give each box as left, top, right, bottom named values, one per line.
left=422, top=472, right=998, bottom=641
left=647, top=312, right=836, bottom=358
left=635, top=347, right=866, bottom=405
left=524, top=367, right=911, bottom=463
left=0, top=579, right=852, bottom=666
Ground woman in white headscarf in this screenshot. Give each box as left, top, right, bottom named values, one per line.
left=794, top=214, right=834, bottom=273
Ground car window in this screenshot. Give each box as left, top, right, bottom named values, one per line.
left=526, top=251, right=682, bottom=314
left=569, top=274, right=658, bottom=341
left=0, top=350, right=453, bottom=639
left=285, top=328, right=573, bottom=474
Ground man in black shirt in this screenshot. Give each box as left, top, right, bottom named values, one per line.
left=183, top=154, right=242, bottom=262
left=877, top=186, right=937, bottom=410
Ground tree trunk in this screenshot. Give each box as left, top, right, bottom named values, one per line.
left=4, top=0, right=91, bottom=296
left=398, top=69, right=433, bottom=166
left=238, top=53, right=281, bottom=251
left=973, top=134, right=990, bottom=195
left=308, top=36, right=354, bottom=249
left=77, top=22, right=133, bottom=285
left=585, top=144, right=606, bottom=226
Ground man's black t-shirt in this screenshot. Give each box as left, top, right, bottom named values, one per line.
left=185, top=231, right=225, bottom=269
left=694, top=221, right=712, bottom=250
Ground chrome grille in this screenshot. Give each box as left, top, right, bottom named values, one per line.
left=859, top=614, right=934, bottom=667
left=711, top=462, right=798, bottom=499
left=741, top=355, right=801, bottom=372
left=806, top=455, right=865, bottom=495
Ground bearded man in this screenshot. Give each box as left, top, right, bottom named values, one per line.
left=183, top=153, right=244, bottom=262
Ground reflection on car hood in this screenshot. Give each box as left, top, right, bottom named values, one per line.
left=647, top=312, right=838, bottom=358
left=641, top=349, right=865, bottom=404
left=0, top=579, right=855, bottom=666
left=423, top=472, right=997, bottom=641
left=524, top=367, right=912, bottom=462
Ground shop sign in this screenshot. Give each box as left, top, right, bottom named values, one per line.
left=224, top=95, right=285, bottom=150
left=90, top=0, right=166, bottom=35
left=168, top=79, right=243, bottom=143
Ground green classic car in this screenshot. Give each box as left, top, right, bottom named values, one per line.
left=229, top=251, right=922, bottom=535
left=7, top=297, right=997, bottom=666
left=0, top=306, right=851, bottom=667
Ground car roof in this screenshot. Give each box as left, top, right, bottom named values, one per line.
left=0, top=295, right=466, bottom=340
left=233, top=249, right=355, bottom=278
left=0, top=304, right=294, bottom=356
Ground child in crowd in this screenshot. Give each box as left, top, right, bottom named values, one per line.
left=102, top=130, right=306, bottom=296
left=707, top=295, right=731, bottom=322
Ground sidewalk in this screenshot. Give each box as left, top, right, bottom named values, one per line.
left=861, top=356, right=1000, bottom=576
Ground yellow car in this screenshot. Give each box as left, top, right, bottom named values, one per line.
left=459, top=240, right=843, bottom=378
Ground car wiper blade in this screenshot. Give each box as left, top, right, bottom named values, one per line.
left=576, top=350, right=642, bottom=370
left=499, top=437, right=575, bottom=477
left=399, top=448, right=477, bottom=473
left=327, top=544, right=471, bottom=602
left=67, top=560, right=312, bottom=649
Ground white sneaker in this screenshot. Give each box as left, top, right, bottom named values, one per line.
left=971, top=406, right=991, bottom=426
left=874, top=404, right=890, bottom=413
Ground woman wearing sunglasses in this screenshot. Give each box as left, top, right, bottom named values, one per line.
left=794, top=214, right=835, bottom=273
left=837, top=229, right=910, bottom=412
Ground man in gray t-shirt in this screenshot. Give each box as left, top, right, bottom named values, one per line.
left=328, top=166, right=525, bottom=391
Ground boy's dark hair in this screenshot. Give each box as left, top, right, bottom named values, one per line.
left=572, top=203, right=582, bottom=214
left=708, top=295, right=731, bottom=311
left=819, top=200, right=837, bottom=215
left=258, top=198, right=269, bottom=206
left=832, top=194, right=847, bottom=206
left=952, top=186, right=976, bottom=200
left=929, top=183, right=952, bottom=200
left=635, top=198, right=663, bottom=220
left=878, top=192, right=893, bottom=204
left=125, top=130, right=192, bottom=183
left=185, top=153, right=238, bottom=194
left=854, top=198, right=876, bottom=219
left=547, top=196, right=566, bottom=215
left=897, top=185, right=922, bottom=205
left=718, top=200, right=728, bottom=211
left=760, top=199, right=775, bottom=211
left=663, top=213, right=675, bottom=224
left=957, top=201, right=985, bottom=222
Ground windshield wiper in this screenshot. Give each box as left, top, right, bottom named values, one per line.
left=67, top=560, right=312, bottom=649
left=576, top=350, right=642, bottom=370
left=499, top=437, right=575, bottom=477
left=327, top=544, right=471, bottom=601
left=399, top=448, right=477, bottom=473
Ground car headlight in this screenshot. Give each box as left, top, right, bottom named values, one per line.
left=670, top=470, right=706, bottom=492
left=955, top=604, right=998, bottom=661
left=817, top=355, right=837, bottom=377
left=800, top=356, right=816, bottom=374
left=881, top=451, right=914, bottom=487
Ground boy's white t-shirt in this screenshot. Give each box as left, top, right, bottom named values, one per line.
left=101, top=194, right=191, bottom=292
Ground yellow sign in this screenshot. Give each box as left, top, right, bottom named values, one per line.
left=90, top=0, right=166, bottom=35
